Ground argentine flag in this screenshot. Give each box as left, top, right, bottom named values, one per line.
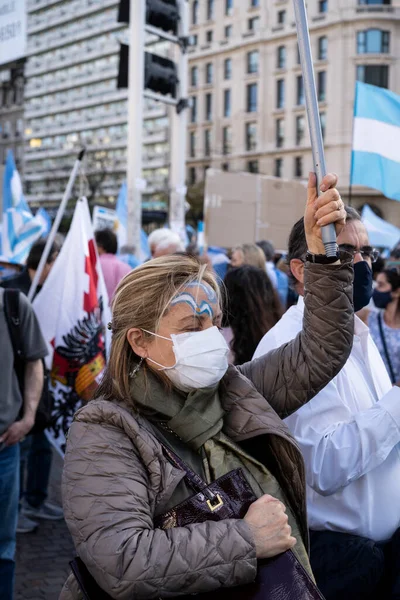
left=351, top=82, right=400, bottom=201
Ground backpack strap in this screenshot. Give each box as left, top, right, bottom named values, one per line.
left=4, top=288, right=25, bottom=377
left=377, top=312, right=396, bottom=384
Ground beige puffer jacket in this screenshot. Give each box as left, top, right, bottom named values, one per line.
left=60, top=259, right=354, bottom=600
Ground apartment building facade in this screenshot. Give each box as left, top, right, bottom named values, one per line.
left=186, top=0, right=400, bottom=218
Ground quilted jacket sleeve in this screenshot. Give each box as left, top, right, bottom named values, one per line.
left=238, top=257, right=354, bottom=418
left=62, top=420, right=257, bottom=600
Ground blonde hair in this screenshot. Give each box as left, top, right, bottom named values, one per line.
left=96, top=254, right=220, bottom=403
left=235, top=243, right=266, bottom=270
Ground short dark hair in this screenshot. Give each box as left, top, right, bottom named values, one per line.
left=26, top=239, right=59, bottom=270
left=287, top=206, right=361, bottom=288
left=256, top=240, right=275, bottom=262
left=95, top=228, right=118, bottom=255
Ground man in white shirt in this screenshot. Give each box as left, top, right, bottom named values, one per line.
left=253, top=208, right=400, bottom=600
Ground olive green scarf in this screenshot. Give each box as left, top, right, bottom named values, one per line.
left=131, top=368, right=312, bottom=577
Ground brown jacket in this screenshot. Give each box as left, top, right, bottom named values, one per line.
left=60, top=259, right=354, bottom=600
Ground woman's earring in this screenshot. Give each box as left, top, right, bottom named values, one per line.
left=129, top=357, right=144, bottom=378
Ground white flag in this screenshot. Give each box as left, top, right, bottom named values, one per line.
left=33, top=198, right=111, bottom=454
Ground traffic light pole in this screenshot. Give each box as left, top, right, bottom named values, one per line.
left=126, top=0, right=146, bottom=254
left=168, top=0, right=189, bottom=240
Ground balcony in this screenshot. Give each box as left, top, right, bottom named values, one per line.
left=25, top=114, right=128, bottom=140
left=25, top=91, right=127, bottom=119
left=26, top=44, right=118, bottom=78
left=28, top=0, right=119, bottom=35
left=25, top=68, right=118, bottom=99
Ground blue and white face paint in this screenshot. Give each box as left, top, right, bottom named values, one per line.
left=170, top=282, right=218, bottom=319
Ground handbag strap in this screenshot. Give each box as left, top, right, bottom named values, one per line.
left=378, top=312, right=396, bottom=384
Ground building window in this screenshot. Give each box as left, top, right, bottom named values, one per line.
left=205, top=93, right=212, bottom=120
left=357, top=65, right=389, bottom=88
left=276, top=79, right=285, bottom=108
left=189, top=131, right=196, bottom=157
left=357, top=30, right=390, bottom=54
left=245, top=122, right=257, bottom=151
left=206, top=30, right=213, bottom=43
left=318, top=36, right=328, bottom=60
left=276, top=118, right=284, bottom=148
left=294, top=156, right=303, bottom=178
left=192, top=0, right=198, bottom=25
left=246, top=83, right=258, bottom=112
left=296, top=115, right=305, bottom=145
left=207, top=0, right=214, bottom=20
left=277, top=10, right=286, bottom=24
left=358, top=0, right=391, bottom=4
left=190, top=34, right=198, bottom=46
left=191, top=66, right=198, bottom=87
left=206, top=63, right=213, bottom=84
left=223, top=126, right=232, bottom=154
left=318, top=71, right=326, bottom=101
left=320, top=112, right=326, bottom=140
left=296, top=45, right=301, bottom=64
left=223, top=89, right=231, bottom=117
left=16, top=118, right=24, bottom=137
left=189, top=167, right=196, bottom=184
left=222, top=162, right=229, bottom=171
left=224, top=58, right=232, bottom=79
left=225, top=24, right=233, bottom=39
left=275, top=158, right=283, bottom=178
left=251, top=0, right=260, bottom=6
left=248, top=16, right=260, bottom=31
left=277, top=46, right=286, bottom=69
left=225, top=0, right=233, bottom=15
left=296, top=75, right=304, bottom=105
left=204, top=129, right=211, bottom=156
left=319, top=0, right=328, bottom=12
left=247, top=50, right=259, bottom=74
left=247, top=160, right=259, bottom=173
left=191, top=96, right=197, bottom=122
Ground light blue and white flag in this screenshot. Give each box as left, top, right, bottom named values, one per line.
left=351, top=82, right=400, bottom=201
left=2, top=207, right=45, bottom=264
left=36, top=207, right=52, bottom=237
left=361, top=205, right=400, bottom=249
left=115, top=182, right=150, bottom=262
left=3, top=150, right=31, bottom=214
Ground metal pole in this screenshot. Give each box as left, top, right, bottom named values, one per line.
left=28, top=149, right=85, bottom=302
left=126, top=0, right=145, bottom=255
left=169, top=0, right=189, bottom=241
left=293, top=0, right=337, bottom=257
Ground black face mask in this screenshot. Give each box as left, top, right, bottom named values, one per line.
left=373, top=289, right=393, bottom=310
left=353, top=261, right=373, bottom=312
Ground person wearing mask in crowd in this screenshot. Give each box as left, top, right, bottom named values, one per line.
left=2, top=240, right=63, bottom=534
left=253, top=207, right=400, bottom=600
left=60, top=173, right=354, bottom=600
left=257, top=240, right=289, bottom=309
left=95, top=228, right=131, bottom=301
left=148, top=229, right=185, bottom=258
left=0, top=288, right=47, bottom=600
left=368, top=268, right=400, bottom=385
left=230, top=243, right=266, bottom=270
left=222, top=265, right=283, bottom=364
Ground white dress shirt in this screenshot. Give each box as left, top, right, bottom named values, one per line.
left=253, top=297, right=400, bottom=542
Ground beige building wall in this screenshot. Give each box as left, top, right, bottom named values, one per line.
left=186, top=0, right=400, bottom=225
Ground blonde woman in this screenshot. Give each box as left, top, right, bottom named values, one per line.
left=230, top=243, right=266, bottom=270
left=61, top=174, right=353, bottom=600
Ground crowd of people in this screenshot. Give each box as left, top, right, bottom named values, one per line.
left=0, top=172, right=400, bottom=600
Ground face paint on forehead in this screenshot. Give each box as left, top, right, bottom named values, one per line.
left=171, top=281, right=218, bottom=318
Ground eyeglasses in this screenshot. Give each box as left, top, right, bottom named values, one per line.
left=338, top=244, right=380, bottom=263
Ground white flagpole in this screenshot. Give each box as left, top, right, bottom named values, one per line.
left=28, top=149, right=85, bottom=302
left=293, top=0, right=337, bottom=257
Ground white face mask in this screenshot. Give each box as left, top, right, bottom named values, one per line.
left=144, top=326, right=230, bottom=393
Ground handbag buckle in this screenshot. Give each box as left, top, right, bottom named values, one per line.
left=206, top=493, right=224, bottom=512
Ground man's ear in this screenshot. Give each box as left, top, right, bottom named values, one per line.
left=290, top=259, right=305, bottom=285
left=127, top=328, right=149, bottom=358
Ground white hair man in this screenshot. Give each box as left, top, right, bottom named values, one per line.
left=148, top=229, right=185, bottom=258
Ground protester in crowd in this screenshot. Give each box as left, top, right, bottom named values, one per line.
left=253, top=207, right=400, bottom=600
left=2, top=240, right=63, bottom=534
left=1, top=239, right=59, bottom=296
left=257, top=240, right=289, bottom=308
left=148, top=228, right=185, bottom=258
left=222, top=265, right=283, bottom=364
left=119, top=244, right=141, bottom=270
left=60, top=173, right=354, bottom=600
left=368, top=268, right=400, bottom=385
left=0, top=289, right=47, bottom=600
left=230, top=243, right=265, bottom=270
left=94, top=228, right=131, bottom=301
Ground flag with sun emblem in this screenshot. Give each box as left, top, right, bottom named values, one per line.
left=33, top=197, right=110, bottom=454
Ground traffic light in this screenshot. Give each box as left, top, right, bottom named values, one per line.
left=118, top=0, right=179, bottom=35
left=117, top=45, right=179, bottom=99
